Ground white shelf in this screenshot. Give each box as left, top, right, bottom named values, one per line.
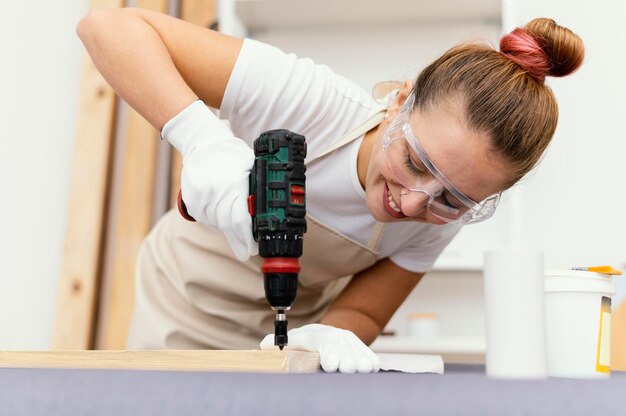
left=371, top=335, right=486, bottom=355
left=234, top=0, right=500, bottom=31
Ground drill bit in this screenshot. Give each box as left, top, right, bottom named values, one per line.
left=274, top=310, right=288, bottom=350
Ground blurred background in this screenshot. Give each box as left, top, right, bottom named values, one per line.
left=1, top=0, right=624, bottom=362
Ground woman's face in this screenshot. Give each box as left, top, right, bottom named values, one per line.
left=359, top=83, right=511, bottom=225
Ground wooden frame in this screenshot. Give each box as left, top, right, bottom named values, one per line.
left=0, top=350, right=320, bottom=373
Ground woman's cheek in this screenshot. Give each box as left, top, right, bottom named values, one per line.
left=371, top=149, right=390, bottom=180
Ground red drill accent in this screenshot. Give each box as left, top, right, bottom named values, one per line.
left=177, top=190, right=196, bottom=222
left=261, top=257, right=301, bottom=274
left=290, top=184, right=305, bottom=205
left=247, top=194, right=256, bottom=216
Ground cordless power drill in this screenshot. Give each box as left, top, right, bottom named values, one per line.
left=177, top=129, right=307, bottom=350
left=247, top=129, right=307, bottom=350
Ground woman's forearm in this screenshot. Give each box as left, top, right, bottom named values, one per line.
left=320, top=307, right=382, bottom=346
left=77, top=8, right=198, bottom=129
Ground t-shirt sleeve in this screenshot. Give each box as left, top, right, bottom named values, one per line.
left=219, top=38, right=379, bottom=157
left=388, top=223, right=463, bottom=273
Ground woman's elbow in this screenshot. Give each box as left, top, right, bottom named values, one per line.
left=76, top=10, right=102, bottom=41
left=76, top=8, right=125, bottom=42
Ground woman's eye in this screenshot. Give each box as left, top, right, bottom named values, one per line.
left=404, top=154, right=424, bottom=175
left=442, top=192, right=461, bottom=211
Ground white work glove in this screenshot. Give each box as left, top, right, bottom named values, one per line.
left=260, top=323, right=380, bottom=373
left=162, top=100, right=258, bottom=261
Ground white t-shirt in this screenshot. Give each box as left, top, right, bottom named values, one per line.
left=220, top=39, right=461, bottom=273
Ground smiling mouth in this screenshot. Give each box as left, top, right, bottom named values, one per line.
left=383, top=182, right=407, bottom=219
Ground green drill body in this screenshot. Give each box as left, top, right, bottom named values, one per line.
left=248, top=129, right=307, bottom=350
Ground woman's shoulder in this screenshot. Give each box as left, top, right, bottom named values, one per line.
left=221, top=39, right=382, bottom=154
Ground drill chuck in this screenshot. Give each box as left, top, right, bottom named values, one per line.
left=274, top=311, right=288, bottom=350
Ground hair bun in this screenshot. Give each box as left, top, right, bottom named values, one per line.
left=500, top=18, right=584, bottom=82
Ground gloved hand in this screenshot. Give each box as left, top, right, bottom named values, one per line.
left=260, top=323, right=380, bottom=373
left=162, top=100, right=258, bottom=261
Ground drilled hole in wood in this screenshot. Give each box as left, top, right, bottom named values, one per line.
left=72, top=280, right=82, bottom=293
left=96, top=87, right=106, bottom=98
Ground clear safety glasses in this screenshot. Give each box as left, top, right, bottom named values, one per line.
left=381, top=90, right=501, bottom=224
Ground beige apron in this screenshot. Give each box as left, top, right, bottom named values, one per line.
left=127, top=110, right=387, bottom=350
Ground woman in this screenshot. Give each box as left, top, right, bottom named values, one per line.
left=77, top=9, right=584, bottom=373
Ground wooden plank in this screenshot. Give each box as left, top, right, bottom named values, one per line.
left=169, top=0, right=217, bottom=209
left=612, top=300, right=626, bottom=371
left=51, top=0, right=125, bottom=350
left=169, top=151, right=182, bottom=209
left=96, top=0, right=170, bottom=350
left=180, top=0, right=217, bottom=26
left=0, top=350, right=320, bottom=373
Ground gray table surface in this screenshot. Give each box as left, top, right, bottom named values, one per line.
left=0, top=364, right=621, bottom=415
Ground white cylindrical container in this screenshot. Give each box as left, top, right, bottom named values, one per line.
left=545, top=269, right=615, bottom=379
left=407, top=313, right=440, bottom=338
left=483, top=249, right=547, bottom=379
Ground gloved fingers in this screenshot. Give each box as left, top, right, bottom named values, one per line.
left=372, top=354, right=381, bottom=372
left=344, top=330, right=379, bottom=360
left=337, top=329, right=378, bottom=373
left=320, top=351, right=341, bottom=373
left=222, top=228, right=250, bottom=262
left=261, top=331, right=316, bottom=353
left=355, top=360, right=374, bottom=373
left=320, top=340, right=353, bottom=373
left=179, top=169, right=208, bottom=225
left=339, top=341, right=377, bottom=373
left=337, top=355, right=358, bottom=374
left=248, top=237, right=259, bottom=257
left=281, top=324, right=380, bottom=373
left=215, top=195, right=250, bottom=262
left=353, top=346, right=380, bottom=373
left=231, top=193, right=258, bottom=257
left=354, top=354, right=380, bottom=373
left=259, top=334, right=275, bottom=350
left=290, top=324, right=329, bottom=350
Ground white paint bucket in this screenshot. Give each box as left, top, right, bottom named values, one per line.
left=544, top=269, right=615, bottom=378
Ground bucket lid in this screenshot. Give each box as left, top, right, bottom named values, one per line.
left=545, top=269, right=616, bottom=294
left=545, top=269, right=615, bottom=278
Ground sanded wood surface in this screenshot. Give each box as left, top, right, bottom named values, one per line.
left=96, top=0, right=170, bottom=350
left=52, top=0, right=125, bottom=350
left=612, top=300, right=626, bottom=371
left=0, top=350, right=320, bottom=373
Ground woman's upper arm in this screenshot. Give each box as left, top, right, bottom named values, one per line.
left=77, top=7, right=242, bottom=126
left=124, top=8, right=242, bottom=109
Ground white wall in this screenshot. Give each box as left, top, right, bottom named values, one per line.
left=0, top=1, right=89, bottom=348
left=501, top=0, right=626, bottom=304
left=1, top=0, right=624, bottom=350
left=502, top=0, right=626, bottom=270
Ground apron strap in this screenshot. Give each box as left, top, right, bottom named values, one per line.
left=367, top=221, right=386, bottom=251
left=309, top=108, right=388, bottom=253
left=310, top=109, right=386, bottom=162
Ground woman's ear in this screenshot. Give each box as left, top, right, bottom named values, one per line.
left=386, top=80, right=413, bottom=118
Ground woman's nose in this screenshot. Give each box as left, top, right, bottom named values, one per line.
left=400, top=189, right=431, bottom=216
